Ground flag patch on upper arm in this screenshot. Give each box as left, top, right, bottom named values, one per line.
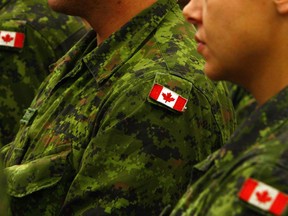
left=238, top=178, right=288, bottom=215
left=0, top=30, right=25, bottom=48
left=149, top=83, right=188, bottom=112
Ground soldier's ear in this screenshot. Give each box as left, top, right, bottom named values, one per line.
left=274, top=0, right=288, bottom=14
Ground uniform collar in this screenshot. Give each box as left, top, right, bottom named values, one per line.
left=83, top=0, right=177, bottom=85
left=225, top=85, right=288, bottom=154
left=194, top=86, right=288, bottom=172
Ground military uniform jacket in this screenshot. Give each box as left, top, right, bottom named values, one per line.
left=170, top=86, right=288, bottom=216
left=2, top=0, right=235, bottom=215
left=228, top=83, right=257, bottom=125
left=0, top=0, right=87, bottom=147
left=0, top=160, right=9, bottom=215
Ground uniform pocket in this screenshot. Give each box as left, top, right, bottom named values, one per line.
left=4, top=149, right=70, bottom=198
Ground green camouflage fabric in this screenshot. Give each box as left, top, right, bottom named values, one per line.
left=0, top=160, right=10, bottom=215
left=2, top=0, right=235, bottom=215
left=228, top=83, right=257, bottom=126
left=170, top=86, right=288, bottom=216
left=0, top=0, right=88, bottom=148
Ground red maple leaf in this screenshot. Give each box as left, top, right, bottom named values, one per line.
left=2, top=34, right=14, bottom=43
left=256, top=190, right=272, bottom=203
left=162, top=92, right=175, bottom=103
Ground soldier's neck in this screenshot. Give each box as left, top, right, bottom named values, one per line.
left=84, top=0, right=156, bottom=45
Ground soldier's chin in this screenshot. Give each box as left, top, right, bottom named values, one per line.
left=203, top=64, right=228, bottom=82
left=47, top=0, right=75, bottom=15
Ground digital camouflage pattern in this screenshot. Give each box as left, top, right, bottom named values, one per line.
left=2, top=0, right=235, bottom=215
left=0, top=160, right=10, bottom=215
left=0, top=0, right=87, bottom=147
left=228, top=84, right=257, bottom=126
left=170, top=86, right=288, bottom=216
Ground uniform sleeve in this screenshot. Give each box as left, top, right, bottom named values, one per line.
left=0, top=20, right=57, bottom=148
left=60, top=73, right=225, bottom=215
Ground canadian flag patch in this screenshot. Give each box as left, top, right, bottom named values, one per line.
left=239, top=178, right=288, bottom=215
left=0, top=30, right=25, bottom=48
left=149, top=83, right=188, bottom=112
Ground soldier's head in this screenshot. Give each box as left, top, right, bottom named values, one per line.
left=182, top=0, right=288, bottom=92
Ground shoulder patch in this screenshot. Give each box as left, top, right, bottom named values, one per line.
left=0, top=30, right=25, bottom=49
left=239, top=178, right=288, bottom=215
left=149, top=83, right=188, bottom=112
left=147, top=73, right=192, bottom=113
left=0, top=20, right=27, bottom=50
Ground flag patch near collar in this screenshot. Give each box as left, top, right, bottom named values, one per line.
left=0, top=30, right=25, bottom=48
left=149, top=83, right=188, bottom=112
left=239, top=178, right=288, bottom=215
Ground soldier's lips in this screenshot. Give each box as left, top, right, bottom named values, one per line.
left=195, top=35, right=205, bottom=54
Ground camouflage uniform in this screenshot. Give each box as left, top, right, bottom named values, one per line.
left=229, top=84, right=257, bottom=126
left=170, top=86, right=288, bottom=216
left=2, top=0, right=235, bottom=215
left=0, top=160, right=9, bottom=215
left=0, top=0, right=87, bottom=147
